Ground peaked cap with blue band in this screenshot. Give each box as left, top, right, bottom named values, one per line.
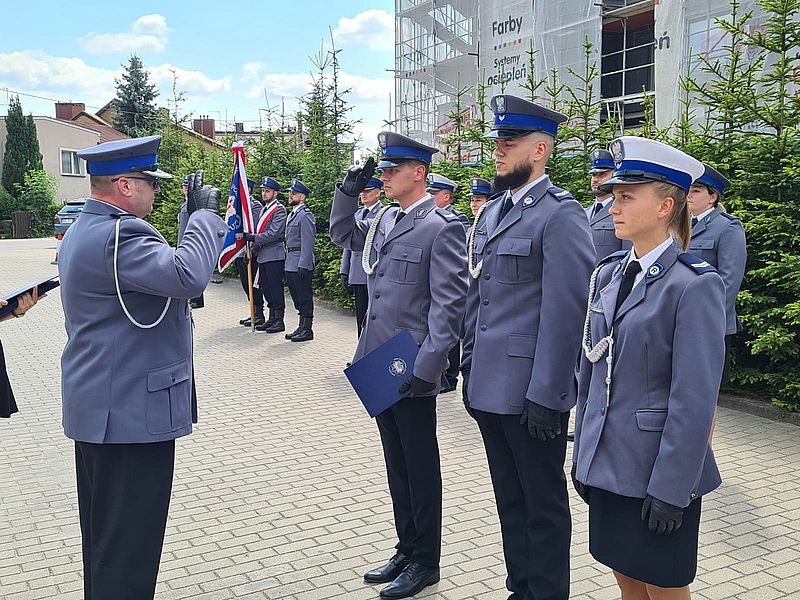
left=364, top=177, right=383, bottom=190
left=246, top=179, right=256, bottom=193
left=695, top=163, right=731, bottom=196
left=470, top=177, right=492, bottom=196
left=76, top=135, right=172, bottom=179
left=289, top=178, right=311, bottom=196
left=377, top=131, right=439, bottom=168
left=589, top=149, right=615, bottom=173
left=486, top=95, right=567, bottom=139
left=426, top=173, right=457, bottom=193
left=260, top=176, right=281, bottom=191
left=598, top=136, right=704, bottom=193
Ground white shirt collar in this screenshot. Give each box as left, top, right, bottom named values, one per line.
left=693, top=207, right=715, bottom=222
left=291, top=203, right=305, bottom=213
left=625, top=236, right=674, bottom=287
left=597, top=195, right=614, bottom=208
left=510, top=174, right=548, bottom=205
left=397, top=194, right=432, bottom=216
left=364, top=201, right=382, bottom=214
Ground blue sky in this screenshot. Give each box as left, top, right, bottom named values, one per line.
left=0, top=1, right=395, bottom=150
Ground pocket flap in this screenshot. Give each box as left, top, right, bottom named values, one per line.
left=147, top=360, right=190, bottom=392
left=690, top=239, right=715, bottom=250
left=507, top=334, right=537, bottom=358
left=635, top=409, right=668, bottom=432
left=596, top=222, right=615, bottom=230
left=497, top=237, right=532, bottom=257
left=473, top=233, right=488, bottom=254
left=389, top=244, right=423, bottom=263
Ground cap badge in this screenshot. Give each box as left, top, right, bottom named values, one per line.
left=610, top=139, right=625, bottom=168
left=378, top=132, right=388, bottom=148
left=496, top=96, right=506, bottom=114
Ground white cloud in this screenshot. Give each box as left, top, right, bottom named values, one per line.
left=245, top=70, right=391, bottom=105
left=241, top=62, right=264, bottom=84
left=81, top=14, right=170, bottom=55
left=150, top=64, right=231, bottom=96
left=132, top=14, right=169, bottom=35
left=333, top=9, right=394, bottom=51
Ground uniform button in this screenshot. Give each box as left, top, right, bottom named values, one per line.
left=483, top=299, right=489, bottom=305
left=379, top=272, right=384, bottom=277
left=690, top=493, right=697, bottom=499
left=480, top=324, right=487, bottom=331
left=370, top=315, right=376, bottom=320
left=382, top=249, right=388, bottom=255
left=403, top=252, right=408, bottom=257
left=484, top=274, right=491, bottom=280
left=600, top=407, right=606, bottom=415
left=560, top=392, right=567, bottom=400
left=374, top=293, right=380, bottom=299
left=487, top=248, right=492, bottom=255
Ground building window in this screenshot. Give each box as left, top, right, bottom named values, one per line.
left=688, top=12, right=731, bottom=72
left=60, top=149, right=85, bottom=176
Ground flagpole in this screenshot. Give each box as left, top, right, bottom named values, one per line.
left=247, top=244, right=256, bottom=332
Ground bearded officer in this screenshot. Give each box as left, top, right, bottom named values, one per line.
left=461, top=95, right=595, bottom=600
left=330, top=132, right=468, bottom=599
left=339, top=176, right=384, bottom=337
left=284, top=179, right=317, bottom=342
left=586, top=149, right=631, bottom=262
left=59, top=136, right=225, bottom=600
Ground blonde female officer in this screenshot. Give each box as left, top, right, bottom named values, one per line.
left=572, top=137, right=726, bottom=599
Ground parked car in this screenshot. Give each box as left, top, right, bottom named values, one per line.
left=54, top=199, right=86, bottom=238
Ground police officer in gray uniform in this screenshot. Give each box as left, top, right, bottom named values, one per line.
left=574, top=137, right=724, bottom=594
left=59, top=136, right=225, bottom=600
left=461, top=95, right=595, bottom=600
left=330, top=132, right=468, bottom=599
left=586, top=149, right=632, bottom=261
left=339, top=176, right=383, bottom=337
left=236, top=179, right=265, bottom=327
left=688, top=164, right=747, bottom=382
left=284, top=179, right=317, bottom=342
left=178, top=174, right=205, bottom=308
left=244, top=177, right=288, bottom=333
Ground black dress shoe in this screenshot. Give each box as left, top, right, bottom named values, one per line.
left=239, top=316, right=251, bottom=326
left=379, top=562, right=439, bottom=599
left=363, top=552, right=410, bottom=584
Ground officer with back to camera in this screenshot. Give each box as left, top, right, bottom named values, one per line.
left=59, top=136, right=225, bottom=600
left=461, top=95, right=595, bottom=600
left=330, top=132, right=468, bottom=599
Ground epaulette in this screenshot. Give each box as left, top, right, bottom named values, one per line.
left=434, top=207, right=459, bottom=221
left=487, top=190, right=507, bottom=202
left=547, top=186, right=574, bottom=202
left=720, top=211, right=740, bottom=222
left=598, top=249, right=628, bottom=267
left=677, top=253, right=717, bottom=274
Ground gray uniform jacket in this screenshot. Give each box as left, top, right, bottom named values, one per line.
left=285, top=204, right=316, bottom=272
left=340, top=202, right=383, bottom=285
left=59, top=199, right=226, bottom=444
left=330, top=187, right=468, bottom=387
left=689, top=207, right=747, bottom=334
left=574, top=243, right=726, bottom=508
left=585, top=200, right=631, bottom=261
left=443, top=204, right=471, bottom=230
left=462, top=178, right=594, bottom=414
left=178, top=200, right=189, bottom=242
left=253, top=200, right=287, bottom=263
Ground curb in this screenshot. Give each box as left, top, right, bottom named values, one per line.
left=719, top=393, right=800, bottom=426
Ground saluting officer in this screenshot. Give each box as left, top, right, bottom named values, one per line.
left=461, top=95, right=595, bottom=600
left=284, top=179, right=317, bottom=342
left=574, top=137, right=724, bottom=596
left=236, top=179, right=265, bottom=327
left=244, top=177, right=288, bottom=333
left=688, top=164, right=747, bottom=382
left=469, top=177, right=492, bottom=218
left=330, top=132, right=468, bottom=599
left=586, top=149, right=632, bottom=261
left=178, top=174, right=204, bottom=308
left=59, top=136, right=225, bottom=599
left=339, top=176, right=384, bottom=337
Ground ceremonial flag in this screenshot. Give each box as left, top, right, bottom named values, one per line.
left=218, top=143, right=256, bottom=271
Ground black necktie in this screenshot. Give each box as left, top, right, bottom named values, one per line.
left=691, top=216, right=698, bottom=227
left=394, top=211, right=406, bottom=225
left=614, top=261, right=643, bottom=316
left=498, top=194, right=514, bottom=221
left=592, top=203, right=604, bottom=218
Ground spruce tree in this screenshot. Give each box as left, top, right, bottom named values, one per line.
left=113, top=55, right=160, bottom=137
left=2, top=96, right=42, bottom=197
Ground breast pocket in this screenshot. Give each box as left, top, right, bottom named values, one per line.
left=690, top=239, right=717, bottom=264
left=287, top=222, right=300, bottom=243
left=472, top=230, right=488, bottom=257
left=146, top=360, right=191, bottom=434
left=496, top=237, right=535, bottom=283
left=387, top=244, right=423, bottom=284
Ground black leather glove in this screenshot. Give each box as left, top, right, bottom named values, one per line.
left=398, top=375, right=436, bottom=397
left=571, top=464, right=590, bottom=505
left=340, top=273, right=350, bottom=290
left=519, top=401, right=563, bottom=441
left=462, top=369, right=476, bottom=420
left=243, top=232, right=256, bottom=242
left=186, top=170, right=221, bottom=215
left=641, top=495, right=684, bottom=535
left=299, top=268, right=312, bottom=280
left=340, top=156, right=377, bottom=198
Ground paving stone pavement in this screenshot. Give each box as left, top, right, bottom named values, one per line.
left=1, top=237, right=799, bottom=600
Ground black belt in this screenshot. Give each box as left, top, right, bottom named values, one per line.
left=287, top=246, right=301, bottom=252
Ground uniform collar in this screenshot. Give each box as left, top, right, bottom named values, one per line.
left=396, top=194, right=431, bottom=216
left=596, top=194, right=613, bottom=208
left=625, top=236, right=674, bottom=280
left=510, top=173, right=548, bottom=205
left=693, top=206, right=717, bottom=222
left=82, top=198, right=127, bottom=216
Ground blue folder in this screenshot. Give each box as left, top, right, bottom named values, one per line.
left=344, top=329, right=420, bottom=417
left=0, top=277, right=59, bottom=318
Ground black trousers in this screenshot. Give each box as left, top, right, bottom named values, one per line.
left=375, top=395, right=442, bottom=568
left=442, top=344, right=460, bottom=388
left=235, top=256, right=264, bottom=316
left=722, top=334, right=734, bottom=384
left=285, top=270, right=314, bottom=318
left=257, top=260, right=286, bottom=312
left=474, top=410, right=571, bottom=600
left=353, top=283, right=369, bottom=337
left=75, top=440, right=175, bottom=600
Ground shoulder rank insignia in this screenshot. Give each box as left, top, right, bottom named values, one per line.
left=547, top=186, right=573, bottom=202
left=677, top=253, right=717, bottom=274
